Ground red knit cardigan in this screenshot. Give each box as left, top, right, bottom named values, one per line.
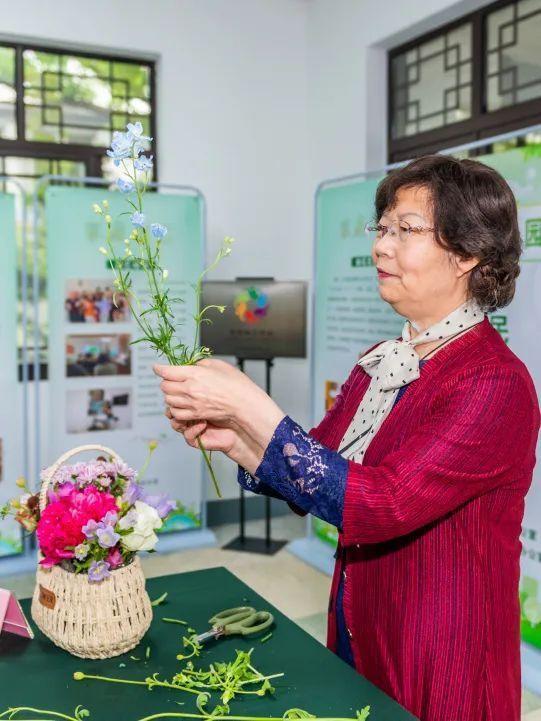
left=310, top=318, right=540, bottom=721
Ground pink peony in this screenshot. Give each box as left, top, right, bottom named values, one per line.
left=37, top=486, right=117, bottom=567
left=106, top=546, right=124, bottom=569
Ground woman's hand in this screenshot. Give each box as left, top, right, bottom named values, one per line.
left=154, top=358, right=285, bottom=448
left=164, top=407, right=264, bottom=474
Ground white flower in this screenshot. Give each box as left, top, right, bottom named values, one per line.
left=162, top=269, right=169, bottom=279
left=104, top=214, right=112, bottom=224
left=99, top=247, right=108, bottom=255
left=120, top=501, right=162, bottom=553
left=92, top=204, right=103, bottom=215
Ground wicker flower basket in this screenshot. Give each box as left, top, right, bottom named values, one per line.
left=30, top=444, right=153, bottom=659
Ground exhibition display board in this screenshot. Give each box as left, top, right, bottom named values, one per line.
left=0, top=193, right=24, bottom=557
left=44, top=186, right=205, bottom=533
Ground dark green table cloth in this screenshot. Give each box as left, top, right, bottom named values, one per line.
left=0, top=566, right=417, bottom=721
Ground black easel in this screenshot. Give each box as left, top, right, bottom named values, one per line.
left=222, top=356, right=288, bottom=555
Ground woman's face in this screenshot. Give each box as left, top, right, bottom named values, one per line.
left=370, top=185, right=477, bottom=326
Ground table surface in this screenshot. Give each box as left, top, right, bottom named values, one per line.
left=0, top=566, right=417, bottom=721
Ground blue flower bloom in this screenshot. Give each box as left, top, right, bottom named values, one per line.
left=106, top=131, right=133, bottom=166
left=151, top=223, right=168, bottom=239
left=117, top=177, right=135, bottom=194
left=134, top=155, right=154, bottom=172
left=126, top=121, right=152, bottom=144
left=131, top=212, right=146, bottom=227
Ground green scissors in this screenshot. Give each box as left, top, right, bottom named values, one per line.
left=195, top=606, right=274, bottom=644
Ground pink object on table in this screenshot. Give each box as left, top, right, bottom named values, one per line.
left=0, top=587, right=34, bottom=639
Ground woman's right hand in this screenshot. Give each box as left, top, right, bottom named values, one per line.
left=165, top=407, right=237, bottom=454
left=165, top=407, right=265, bottom=475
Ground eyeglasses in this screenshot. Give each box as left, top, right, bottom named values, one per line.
left=365, top=220, right=435, bottom=242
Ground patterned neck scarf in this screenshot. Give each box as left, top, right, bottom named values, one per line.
left=338, top=299, right=485, bottom=462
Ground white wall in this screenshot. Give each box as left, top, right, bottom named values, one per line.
left=0, top=0, right=312, bottom=499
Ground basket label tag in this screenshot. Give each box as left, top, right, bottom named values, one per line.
left=39, top=584, right=56, bottom=610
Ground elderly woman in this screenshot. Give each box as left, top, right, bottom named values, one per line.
left=155, top=155, right=540, bottom=721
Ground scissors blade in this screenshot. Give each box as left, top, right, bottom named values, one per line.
left=195, top=627, right=222, bottom=644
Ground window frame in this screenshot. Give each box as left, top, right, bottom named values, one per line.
left=0, top=40, right=158, bottom=178
left=387, top=0, right=541, bottom=162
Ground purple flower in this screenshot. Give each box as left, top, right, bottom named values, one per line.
left=76, top=466, right=97, bottom=485
left=96, top=524, right=121, bottom=549
left=82, top=519, right=101, bottom=540
left=143, top=493, right=176, bottom=519
left=102, top=511, right=118, bottom=526
left=114, top=460, right=136, bottom=481
left=123, top=480, right=144, bottom=506
left=56, top=481, right=76, bottom=498
left=88, top=560, right=111, bottom=583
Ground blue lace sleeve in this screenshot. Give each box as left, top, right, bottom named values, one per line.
left=236, top=466, right=287, bottom=501
left=251, top=415, right=348, bottom=527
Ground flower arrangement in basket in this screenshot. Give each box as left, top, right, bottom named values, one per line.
left=1, top=442, right=174, bottom=659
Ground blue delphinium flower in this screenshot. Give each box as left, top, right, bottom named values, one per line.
left=151, top=223, right=168, bottom=239
left=131, top=212, right=146, bottom=227
left=106, top=131, right=133, bottom=166
left=134, top=155, right=154, bottom=172
left=88, top=560, right=111, bottom=583
left=117, top=177, right=135, bottom=193
left=126, top=121, right=152, bottom=144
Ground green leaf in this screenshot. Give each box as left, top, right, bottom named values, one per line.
left=356, top=707, right=371, bottom=721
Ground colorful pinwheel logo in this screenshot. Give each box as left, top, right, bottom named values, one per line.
left=234, top=286, right=270, bottom=325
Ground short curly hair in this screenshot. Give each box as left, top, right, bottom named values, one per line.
left=374, top=155, right=522, bottom=313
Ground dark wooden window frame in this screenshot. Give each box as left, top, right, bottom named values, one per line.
left=0, top=40, right=157, bottom=178
left=388, top=0, right=541, bottom=162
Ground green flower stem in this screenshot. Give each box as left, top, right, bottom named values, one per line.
left=198, top=438, right=221, bottom=498
left=162, top=617, right=188, bottom=625
left=0, top=709, right=81, bottom=721
left=73, top=671, right=200, bottom=696
left=138, top=714, right=361, bottom=721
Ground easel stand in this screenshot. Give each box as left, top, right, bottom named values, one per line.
left=222, top=357, right=288, bottom=555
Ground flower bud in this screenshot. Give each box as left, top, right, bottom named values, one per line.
left=149, top=439, right=158, bottom=451
left=99, top=247, right=108, bottom=255
left=102, top=200, right=109, bottom=209
left=162, top=269, right=169, bottom=279
left=92, top=204, right=103, bottom=215
left=73, top=672, right=85, bottom=681
left=15, top=476, right=27, bottom=488
left=104, top=214, right=112, bottom=224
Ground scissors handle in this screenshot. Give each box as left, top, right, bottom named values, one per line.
left=209, top=606, right=255, bottom=626
left=233, top=610, right=274, bottom=636
left=208, top=606, right=274, bottom=637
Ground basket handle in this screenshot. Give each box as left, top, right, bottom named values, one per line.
left=39, top=444, right=125, bottom=513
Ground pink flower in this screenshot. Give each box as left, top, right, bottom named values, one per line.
left=106, top=546, right=124, bottom=569
left=36, top=486, right=117, bottom=567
